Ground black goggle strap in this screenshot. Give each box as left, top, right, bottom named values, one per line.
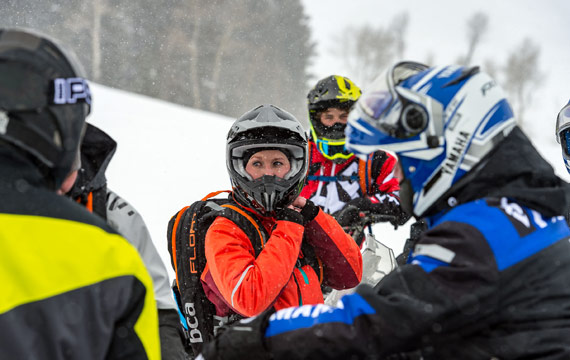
left=0, top=63, right=91, bottom=112
left=49, top=77, right=91, bottom=113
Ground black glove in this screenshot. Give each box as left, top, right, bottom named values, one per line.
left=200, top=310, right=273, bottom=360
left=300, top=200, right=319, bottom=224
left=276, top=200, right=319, bottom=226
left=335, top=198, right=373, bottom=227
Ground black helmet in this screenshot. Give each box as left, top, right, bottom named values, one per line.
left=307, top=75, right=361, bottom=162
left=0, top=28, right=91, bottom=189
left=227, top=104, right=308, bottom=215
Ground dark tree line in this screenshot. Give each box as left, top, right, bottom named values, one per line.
left=2, top=0, right=315, bottom=123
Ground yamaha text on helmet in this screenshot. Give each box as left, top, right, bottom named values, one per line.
left=0, top=28, right=91, bottom=189
left=227, top=104, right=308, bottom=215
left=307, top=75, right=361, bottom=163
left=346, top=61, right=516, bottom=217
left=555, top=100, right=570, bottom=174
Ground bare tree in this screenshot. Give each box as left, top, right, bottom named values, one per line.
left=331, top=12, right=409, bottom=87
left=390, top=12, right=409, bottom=60
left=483, top=59, right=499, bottom=80
left=91, top=1, right=109, bottom=82
left=502, top=37, right=543, bottom=128
left=333, top=25, right=396, bottom=87
left=458, top=12, right=489, bottom=66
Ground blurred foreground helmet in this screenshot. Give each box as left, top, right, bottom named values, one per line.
left=307, top=75, right=361, bottom=162
left=555, top=100, right=570, bottom=174
left=0, top=28, right=91, bottom=189
left=346, top=61, right=516, bottom=216
left=227, top=104, right=308, bottom=215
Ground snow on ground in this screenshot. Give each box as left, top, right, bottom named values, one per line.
left=88, top=83, right=569, bottom=282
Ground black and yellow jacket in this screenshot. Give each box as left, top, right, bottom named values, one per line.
left=0, top=150, right=160, bottom=359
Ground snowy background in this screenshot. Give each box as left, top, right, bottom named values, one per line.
left=81, top=0, right=570, bottom=281
left=88, top=82, right=568, bottom=282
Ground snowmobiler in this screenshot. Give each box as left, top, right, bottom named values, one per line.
left=0, top=28, right=159, bottom=359
left=171, top=104, right=362, bottom=356
left=65, top=123, right=189, bottom=359
left=301, top=75, right=409, bottom=246
left=199, top=62, right=570, bottom=360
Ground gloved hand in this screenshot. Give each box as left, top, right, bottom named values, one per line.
left=199, top=311, right=273, bottom=360
left=277, top=199, right=319, bottom=226
left=299, top=199, right=319, bottom=224
left=335, top=197, right=373, bottom=227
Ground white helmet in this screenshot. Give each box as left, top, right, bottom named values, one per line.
left=346, top=61, right=516, bottom=217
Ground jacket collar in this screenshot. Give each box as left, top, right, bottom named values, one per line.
left=68, top=123, right=117, bottom=198
left=426, top=126, right=567, bottom=220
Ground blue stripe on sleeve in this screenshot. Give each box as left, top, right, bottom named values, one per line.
left=408, top=254, right=451, bottom=273
left=265, top=293, right=376, bottom=338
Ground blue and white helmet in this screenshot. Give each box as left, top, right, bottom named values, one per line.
left=346, top=61, right=516, bottom=217
left=555, top=100, right=570, bottom=174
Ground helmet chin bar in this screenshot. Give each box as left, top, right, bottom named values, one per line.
left=237, top=175, right=297, bottom=215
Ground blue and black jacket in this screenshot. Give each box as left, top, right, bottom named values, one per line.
left=253, top=127, right=570, bottom=359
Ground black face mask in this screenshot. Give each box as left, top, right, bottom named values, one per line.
left=315, top=121, right=346, bottom=140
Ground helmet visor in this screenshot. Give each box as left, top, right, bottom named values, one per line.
left=358, top=62, right=429, bottom=139
left=229, top=142, right=306, bottom=181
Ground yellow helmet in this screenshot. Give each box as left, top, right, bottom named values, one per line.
left=307, top=75, right=361, bottom=162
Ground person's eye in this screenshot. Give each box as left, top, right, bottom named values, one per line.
left=273, top=161, right=283, bottom=167
left=252, top=161, right=262, bottom=167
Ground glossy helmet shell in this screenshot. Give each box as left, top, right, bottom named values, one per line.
left=227, top=104, right=308, bottom=215
left=307, top=75, right=361, bottom=162
left=346, top=61, right=516, bottom=217
left=0, top=28, right=91, bottom=189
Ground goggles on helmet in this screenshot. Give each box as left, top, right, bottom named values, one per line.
left=357, top=62, right=437, bottom=138
left=309, top=122, right=352, bottom=161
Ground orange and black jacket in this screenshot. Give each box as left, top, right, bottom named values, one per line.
left=201, top=197, right=363, bottom=318
left=0, top=151, right=160, bottom=360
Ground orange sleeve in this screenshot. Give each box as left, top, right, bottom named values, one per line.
left=205, top=216, right=304, bottom=317
left=304, top=209, right=363, bottom=289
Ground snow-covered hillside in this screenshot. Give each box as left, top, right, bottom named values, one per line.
left=88, top=83, right=569, bottom=281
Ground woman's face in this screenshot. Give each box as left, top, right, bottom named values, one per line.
left=319, top=107, right=349, bottom=127
left=245, top=149, right=291, bottom=180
